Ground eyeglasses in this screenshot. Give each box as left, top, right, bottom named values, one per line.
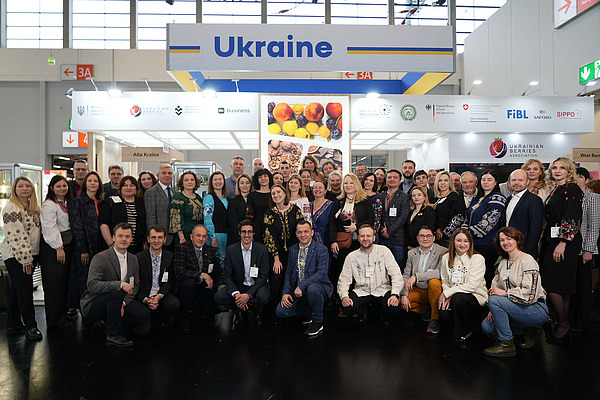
left=417, top=234, right=434, bottom=239
left=240, top=230, right=254, bottom=235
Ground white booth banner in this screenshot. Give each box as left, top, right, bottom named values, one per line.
left=260, top=95, right=350, bottom=175
left=350, top=95, right=594, bottom=133
left=71, top=91, right=259, bottom=131
left=167, top=24, right=454, bottom=73
left=448, top=133, right=580, bottom=163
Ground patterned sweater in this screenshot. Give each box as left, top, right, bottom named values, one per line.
left=1, top=201, right=40, bottom=265
left=491, top=254, right=546, bottom=305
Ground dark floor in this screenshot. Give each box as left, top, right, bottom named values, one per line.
left=1, top=307, right=600, bottom=400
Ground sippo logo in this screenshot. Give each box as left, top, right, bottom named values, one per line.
left=489, top=137, right=507, bottom=158
left=130, top=104, right=142, bottom=117
left=556, top=110, right=582, bottom=119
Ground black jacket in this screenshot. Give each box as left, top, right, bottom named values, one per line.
left=135, top=249, right=175, bottom=302
left=222, top=241, right=269, bottom=298
left=328, top=197, right=375, bottom=245
left=174, top=241, right=222, bottom=287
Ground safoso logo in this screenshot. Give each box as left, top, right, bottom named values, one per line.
left=130, top=104, right=142, bottom=117
left=489, top=137, right=507, bottom=158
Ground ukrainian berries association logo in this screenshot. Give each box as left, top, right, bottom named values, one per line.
left=130, top=104, right=142, bottom=117
left=489, top=137, right=507, bottom=158
left=400, top=104, right=416, bottom=121
left=175, top=105, right=182, bottom=116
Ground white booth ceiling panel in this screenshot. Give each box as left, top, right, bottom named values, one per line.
left=352, top=132, right=398, bottom=140
left=103, top=131, right=150, bottom=139
left=190, top=132, right=234, bottom=140
left=154, top=132, right=194, bottom=139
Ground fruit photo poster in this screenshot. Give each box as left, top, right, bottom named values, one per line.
left=259, top=95, right=351, bottom=176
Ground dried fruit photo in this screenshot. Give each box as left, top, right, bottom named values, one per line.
left=267, top=101, right=343, bottom=141
left=268, top=140, right=303, bottom=173
left=308, top=145, right=343, bottom=171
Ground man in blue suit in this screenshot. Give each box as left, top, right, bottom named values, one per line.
left=276, top=220, right=333, bottom=336
left=214, top=219, right=271, bottom=326
left=502, top=169, right=544, bottom=259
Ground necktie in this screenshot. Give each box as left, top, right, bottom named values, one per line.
left=167, top=186, right=172, bottom=201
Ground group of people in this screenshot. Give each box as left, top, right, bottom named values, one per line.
left=2, top=154, right=598, bottom=356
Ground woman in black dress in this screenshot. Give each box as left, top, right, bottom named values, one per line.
left=407, top=186, right=436, bottom=249
left=99, top=176, right=146, bottom=254
left=227, top=173, right=253, bottom=245
left=263, top=184, right=304, bottom=304
left=248, top=168, right=273, bottom=244
left=433, top=171, right=466, bottom=248
left=329, top=174, right=375, bottom=292
left=541, top=157, right=583, bottom=343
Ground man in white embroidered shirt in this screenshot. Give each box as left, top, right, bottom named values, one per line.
left=80, top=223, right=151, bottom=347
left=338, top=224, right=404, bottom=325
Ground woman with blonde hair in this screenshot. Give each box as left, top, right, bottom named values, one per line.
left=407, top=186, right=436, bottom=249
left=433, top=171, right=466, bottom=248
left=287, top=174, right=311, bottom=222
left=329, top=174, right=375, bottom=291
left=522, top=158, right=550, bottom=202
left=326, top=170, right=343, bottom=201
left=540, top=156, right=583, bottom=344
left=1, top=176, right=42, bottom=340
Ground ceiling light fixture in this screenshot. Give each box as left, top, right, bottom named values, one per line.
left=467, top=80, right=482, bottom=95
left=366, top=92, right=380, bottom=98
left=522, top=81, right=539, bottom=96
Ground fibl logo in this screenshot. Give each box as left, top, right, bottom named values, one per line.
left=507, top=109, right=529, bottom=119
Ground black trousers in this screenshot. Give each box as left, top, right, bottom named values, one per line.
left=570, top=257, right=593, bottom=330
left=40, top=240, right=72, bottom=328
left=475, top=245, right=499, bottom=288
left=177, top=278, right=217, bottom=316
left=214, top=284, right=271, bottom=316
left=439, top=292, right=485, bottom=339
left=5, top=257, right=37, bottom=330
left=87, top=291, right=151, bottom=336
left=269, top=251, right=289, bottom=305
left=341, top=291, right=399, bottom=317
left=331, top=240, right=360, bottom=296
left=148, top=293, right=181, bottom=320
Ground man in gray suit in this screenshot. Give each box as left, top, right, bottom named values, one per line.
left=401, top=225, right=448, bottom=334
left=145, top=164, right=175, bottom=250
left=80, top=223, right=151, bottom=347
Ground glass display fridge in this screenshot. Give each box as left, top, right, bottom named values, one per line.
left=172, top=162, right=222, bottom=198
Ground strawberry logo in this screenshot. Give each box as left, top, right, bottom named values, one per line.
left=489, top=137, right=507, bottom=158
left=463, top=104, right=469, bottom=110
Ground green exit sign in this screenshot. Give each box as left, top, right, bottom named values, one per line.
left=579, top=59, right=600, bottom=85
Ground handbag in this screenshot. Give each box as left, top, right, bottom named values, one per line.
left=336, top=231, right=352, bottom=249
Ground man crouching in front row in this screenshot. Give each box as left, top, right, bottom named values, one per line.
left=80, top=222, right=151, bottom=347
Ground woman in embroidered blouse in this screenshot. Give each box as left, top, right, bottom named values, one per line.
left=288, top=174, right=311, bottom=223
left=227, top=173, right=253, bottom=245
left=481, top=227, right=549, bottom=357
left=99, top=176, right=146, bottom=254
left=438, top=228, right=488, bottom=341
left=203, top=171, right=229, bottom=266
left=374, top=167, right=387, bottom=193
left=541, top=157, right=583, bottom=344
left=465, top=170, right=507, bottom=286
left=310, top=180, right=334, bottom=248
left=137, top=171, right=157, bottom=199
left=69, top=171, right=103, bottom=314
left=362, top=172, right=383, bottom=243
left=522, top=158, right=550, bottom=203
left=329, top=174, right=375, bottom=291
left=433, top=171, right=466, bottom=248
left=1, top=177, right=42, bottom=340
left=264, top=184, right=304, bottom=303
left=248, top=168, right=273, bottom=244
left=169, top=171, right=203, bottom=246
left=40, top=175, right=73, bottom=329
left=407, top=186, right=436, bottom=249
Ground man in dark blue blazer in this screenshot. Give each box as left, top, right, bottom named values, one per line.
left=276, top=220, right=333, bottom=336
left=214, top=220, right=271, bottom=325
left=502, top=169, right=544, bottom=259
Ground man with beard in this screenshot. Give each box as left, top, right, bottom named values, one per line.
left=399, top=160, right=416, bottom=193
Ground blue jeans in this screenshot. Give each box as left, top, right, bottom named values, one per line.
left=481, top=295, right=549, bottom=341
left=275, top=283, right=328, bottom=323
left=381, top=239, right=406, bottom=271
